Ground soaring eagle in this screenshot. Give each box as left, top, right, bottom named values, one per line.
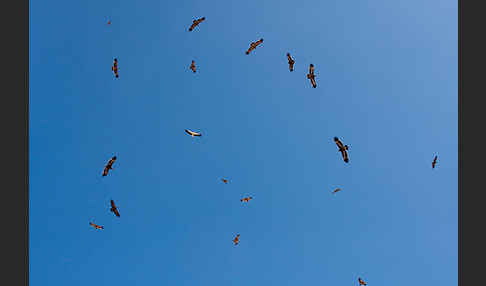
left=306, top=64, right=316, bottom=88
left=190, top=60, right=197, bottom=73
left=102, top=156, right=117, bottom=176
left=110, top=200, right=120, bottom=217
left=432, top=155, right=438, bottom=168
left=287, top=53, right=295, bottom=71
left=240, top=196, right=253, bottom=203
left=334, top=137, right=349, bottom=163
left=245, top=38, right=264, bottom=55
left=89, top=222, right=104, bottom=230
left=221, top=179, right=228, bottom=184
left=331, top=188, right=341, bottom=194
left=233, top=234, right=240, bottom=245
left=188, top=17, right=205, bottom=31
left=112, top=58, right=119, bottom=78
left=358, top=278, right=367, bottom=286
left=185, top=129, right=202, bottom=137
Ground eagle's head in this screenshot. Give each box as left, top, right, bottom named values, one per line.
left=333, top=137, right=339, bottom=141
left=113, top=156, right=117, bottom=160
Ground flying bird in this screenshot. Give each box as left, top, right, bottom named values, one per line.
left=287, top=53, right=295, bottom=71
left=334, top=137, right=349, bottom=163
left=102, top=156, right=117, bottom=176
left=89, top=222, right=104, bottom=230
left=190, top=60, right=197, bottom=73
left=188, top=17, right=205, bottom=31
left=240, top=196, right=253, bottom=203
left=432, top=155, right=438, bottom=168
left=111, top=58, right=119, bottom=78
left=110, top=200, right=120, bottom=217
left=245, top=38, right=264, bottom=55
left=233, top=234, right=240, bottom=245
left=358, top=278, right=367, bottom=286
left=185, top=129, right=202, bottom=137
left=306, top=64, right=316, bottom=88
left=221, top=179, right=228, bottom=184
left=331, top=188, right=341, bottom=194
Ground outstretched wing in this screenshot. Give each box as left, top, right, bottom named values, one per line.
left=311, top=77, right=317, bottom=88
left=309, top=64, right=314, bottom=75
left=341, top=150, right=349, bottom=163
left=108, top=156, right=116, bottom=166
left=185, top=129, right=194, bottom=136
left=256, top=38, right=264, bottom=46
left=102, top=167, right=109, bottom=176
left=334, top=137, right=345, bottom=149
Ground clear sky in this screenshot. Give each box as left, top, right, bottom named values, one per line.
left=30, top=0, right=457, bottom=285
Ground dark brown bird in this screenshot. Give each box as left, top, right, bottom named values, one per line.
left=334, top=137, right=349, bottom=163
left=287, top=53, right=295, bottom=71
left=240, top=196, right=253, bottom=203
left=190, top=60, right=197, bottom=73
left=306, top=64, right=316, bottom=88
left=432, top=155, right=438, bottom=168
left=110, top=200, right=120, bottom=217
left=331, top=188, right=342, bottom=194
left=245, top=38, right=264, bottom=55
left=188, top=17, right=205, bottom=31
left=221, top=179, right=228, bottom=184
left=102, top=156, right=117, bottom=177
left=89, top=222, right=104, bottom=230
left=358, top=278, right=367, bottom=286
left=111, top=58, right=119, bottom=78
left=233, top=234, right=240, bottom=245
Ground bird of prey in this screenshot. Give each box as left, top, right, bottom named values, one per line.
left=287, top=53, right=295, bottom=71
left=306, top=64, right=316, bottom=88
left=111, top=58, right=119, bottom=78
left=334, top=137, right=349, bottom=163
left=188, top=17, right=205, bottom=31
left=89, top=222, right=104, bottom=230
left=331, top=188, right=341, bottom=194
left=221, top=179, right=228, bottom=184
left=432, top=155, right=438, bottom=169
left=110, top=200, right=120, bottom=217
left=233, top=234, right=240, bottom=245
left=240, top=196, right=253, bottom=203
left=245, top=38, right=264, bottom=55
left=190, top=60, right=197, bottom=73
left=102, top=156, right=117, bottom=177
left=358, top=278, right=367, bottom=286
left=185, top=129, right=202, bottom=137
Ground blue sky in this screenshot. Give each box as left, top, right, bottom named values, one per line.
left=30, top=0, right=457, bottom=285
